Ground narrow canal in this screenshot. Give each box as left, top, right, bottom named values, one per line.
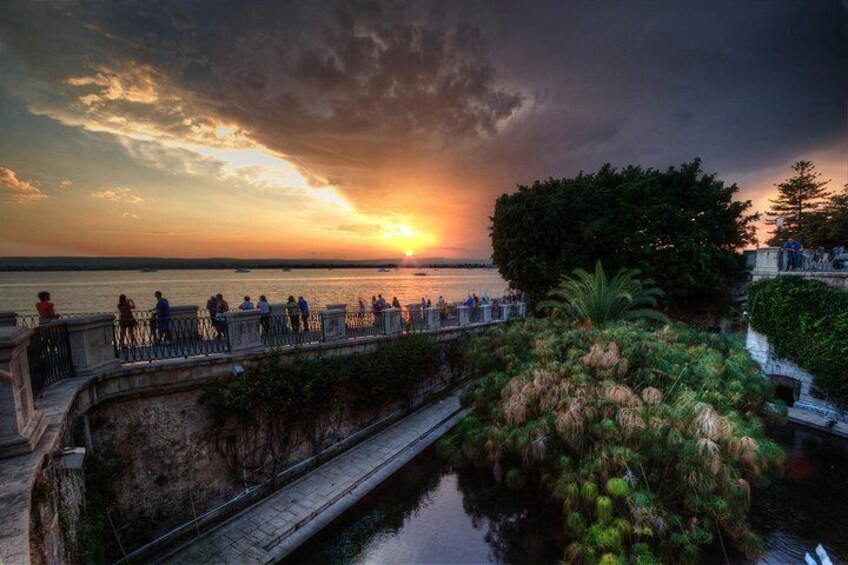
left=287, top=423, right=847, bottom=564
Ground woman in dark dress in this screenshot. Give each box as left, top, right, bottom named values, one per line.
left=117, top=294, right=138, bottom=346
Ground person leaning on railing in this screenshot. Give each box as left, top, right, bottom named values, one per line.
left=286, top=296, right=300, bottom=332
left=117, top=294, right=138, bottom=347
left=257, top=295, right=271, bottom=334
left=36, top=291, right=60, bottom=325
left=781, top=237, right=802, bottom=270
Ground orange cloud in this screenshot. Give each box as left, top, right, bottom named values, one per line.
left=90, top=187, right=145, bottom=204
left=0, top=166, right=47, bottom=204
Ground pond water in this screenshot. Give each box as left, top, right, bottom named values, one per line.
left=287, top=424, right=848, bottom=564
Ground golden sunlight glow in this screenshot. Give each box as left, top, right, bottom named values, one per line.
left=404, top=250, right=414, bottom=257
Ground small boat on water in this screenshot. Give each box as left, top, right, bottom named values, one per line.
left=139, top=268, right=158, bottom=273
left=282, top=268, right=292, bottom=272
left=414, top=270, right=428, bottom=276
left=378, top=267, right=390, bottom=272
left=235, top=268, right=251, bottom=273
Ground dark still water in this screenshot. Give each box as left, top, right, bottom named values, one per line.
left=287, top=425, right=848, bottom=564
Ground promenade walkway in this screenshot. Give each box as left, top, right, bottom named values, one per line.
left=159, top=389, right=468, bottom=564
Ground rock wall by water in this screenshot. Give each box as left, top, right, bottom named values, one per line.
left=75, top=360, right=459, bottom=561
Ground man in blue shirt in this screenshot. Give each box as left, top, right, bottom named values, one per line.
left=154, top=290, right=171, bottom=343
left=297, top=296, right=309, bottom=332
left=782, top=237, right=802, bottom=270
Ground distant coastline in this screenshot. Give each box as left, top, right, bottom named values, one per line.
left=0, top=256, right=495, bottom=272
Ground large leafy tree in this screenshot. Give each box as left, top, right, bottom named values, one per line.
left=766, top=160, right=832, bottom=244
left=491, top=159, right=758, bottom=309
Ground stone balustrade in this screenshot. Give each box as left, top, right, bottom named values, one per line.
left=0, top=327, right=47, bottom=458
left=224, top=310, right=263, bottom=353
left=65, top=315, right=121, bottom=378
left=320, top=308, right=347, bottom=341
left=381, top=307, right=403, bottom=335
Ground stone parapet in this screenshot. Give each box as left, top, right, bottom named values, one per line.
left=457, top=305, right=470, bottom=326
left=0, top=312, right=17, bottom=328
left=0, top=327, right=46, bottom=458
left=382, top=308, right=403, bottom=335
left=480, top=304, right=492, bottom=323
left=224, top=310, right=263, bottom=353
left=424, top=307, right=441, bottom=331
left=320, top=309, right=347, bottom=342
left=751, top=246, right=780, bottom=280
left=65, top=315, right=120, bottom=379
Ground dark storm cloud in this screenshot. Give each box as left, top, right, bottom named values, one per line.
left=0, top=0, right=845, bottom=218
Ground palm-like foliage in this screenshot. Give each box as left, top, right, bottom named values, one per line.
left=537, top=261, right=669, bottom=326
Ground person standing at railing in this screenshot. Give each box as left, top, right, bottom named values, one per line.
left=391, top=296, right=401, bottom=309
left=239, top=296, right=255, bottom=310
left=214, top=293, right=229, bottom=339
left=153, top=291, right=171, bottom=343
left=297, top=296, right=309, bottom=332
left=257, top=295, right=271, bottom=334
left=206, top=295, right=218, bottom=337
left=782, top=237, right=803, bottom=270
left=358, top=298, right=366, bottom=321
left=286, top=295, right=300, bottom=332
left=117, top=294, right=138, bottom=346
left=371, top=295, right=381, bottom=326
left=35, top=291, right=60, bottom=325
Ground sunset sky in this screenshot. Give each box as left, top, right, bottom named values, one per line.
left=0, top=0, right=845, bottom=260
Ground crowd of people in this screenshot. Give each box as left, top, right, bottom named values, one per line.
left=781, top=237, right=848, bottom=270
left=33, top=288, right=525, bottom=347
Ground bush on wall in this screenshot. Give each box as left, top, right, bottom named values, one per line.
left=747, top=276, right=848, bottom=406
left=202, top=334, right=449, bottom=484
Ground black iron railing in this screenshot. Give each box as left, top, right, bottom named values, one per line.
left=116, top=314, right=229, bottom=362
left=777, top=248, right=848, bottom=272
left=27, top=322, right=74, bottom=397
left=263, top=312, right=323, bottom=347
left=345, top=311, right=383, bottom=339
left=13, top=301, right=524, bottom=368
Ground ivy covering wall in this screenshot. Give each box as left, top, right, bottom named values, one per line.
left=202, top=334, right=464, bottom=485
left=747, top=276, right=848, bottom=404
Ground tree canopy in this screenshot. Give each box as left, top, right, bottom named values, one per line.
left=766, top=160, right=839, bottom=247
left=490, top=159, right=758, bottom=309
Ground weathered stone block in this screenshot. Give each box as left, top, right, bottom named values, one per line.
left=320, top=309, right=347, bottom=342
left=424, top=307, right=441, bottom=331
left=0, top=327, right=46, bottom=458
left=457, top=305, right=470, bottom=326
left=500, top=304, right=512, bottom=320
left=225, top=310, right=263, bottom=352
left=752, top=246, right=780, bottom=280
left=382, top=308, right=403, bottom=335
left=480, top=304, right=492, bottom=323
left=65, top=315, right=121, bottom=378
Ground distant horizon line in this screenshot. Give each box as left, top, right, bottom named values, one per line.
left=0, top=255, right=496, bottom=272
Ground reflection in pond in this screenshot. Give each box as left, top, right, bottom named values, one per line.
left=750, top=425, right=848, bottom=564
left=287, top=424, right=848, bottom=564
left=286, top=446, right=562, bottom=564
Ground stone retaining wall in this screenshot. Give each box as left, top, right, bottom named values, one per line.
left=7, top=323, right=497, bottom=564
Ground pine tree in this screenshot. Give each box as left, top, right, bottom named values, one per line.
left=768, top=160, right=831, bottom=243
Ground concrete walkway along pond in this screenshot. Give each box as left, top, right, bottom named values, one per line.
left=158, top=388, right=468, bottom=564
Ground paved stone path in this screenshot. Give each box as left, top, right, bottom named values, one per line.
left=159, top=390, right=467, bottom=564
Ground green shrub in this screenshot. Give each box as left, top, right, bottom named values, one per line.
left=204, top=334, right=446, bottom=483
left=747, top=276, right=848, bottom=405
left=442, top=318, right=784, bottom=562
